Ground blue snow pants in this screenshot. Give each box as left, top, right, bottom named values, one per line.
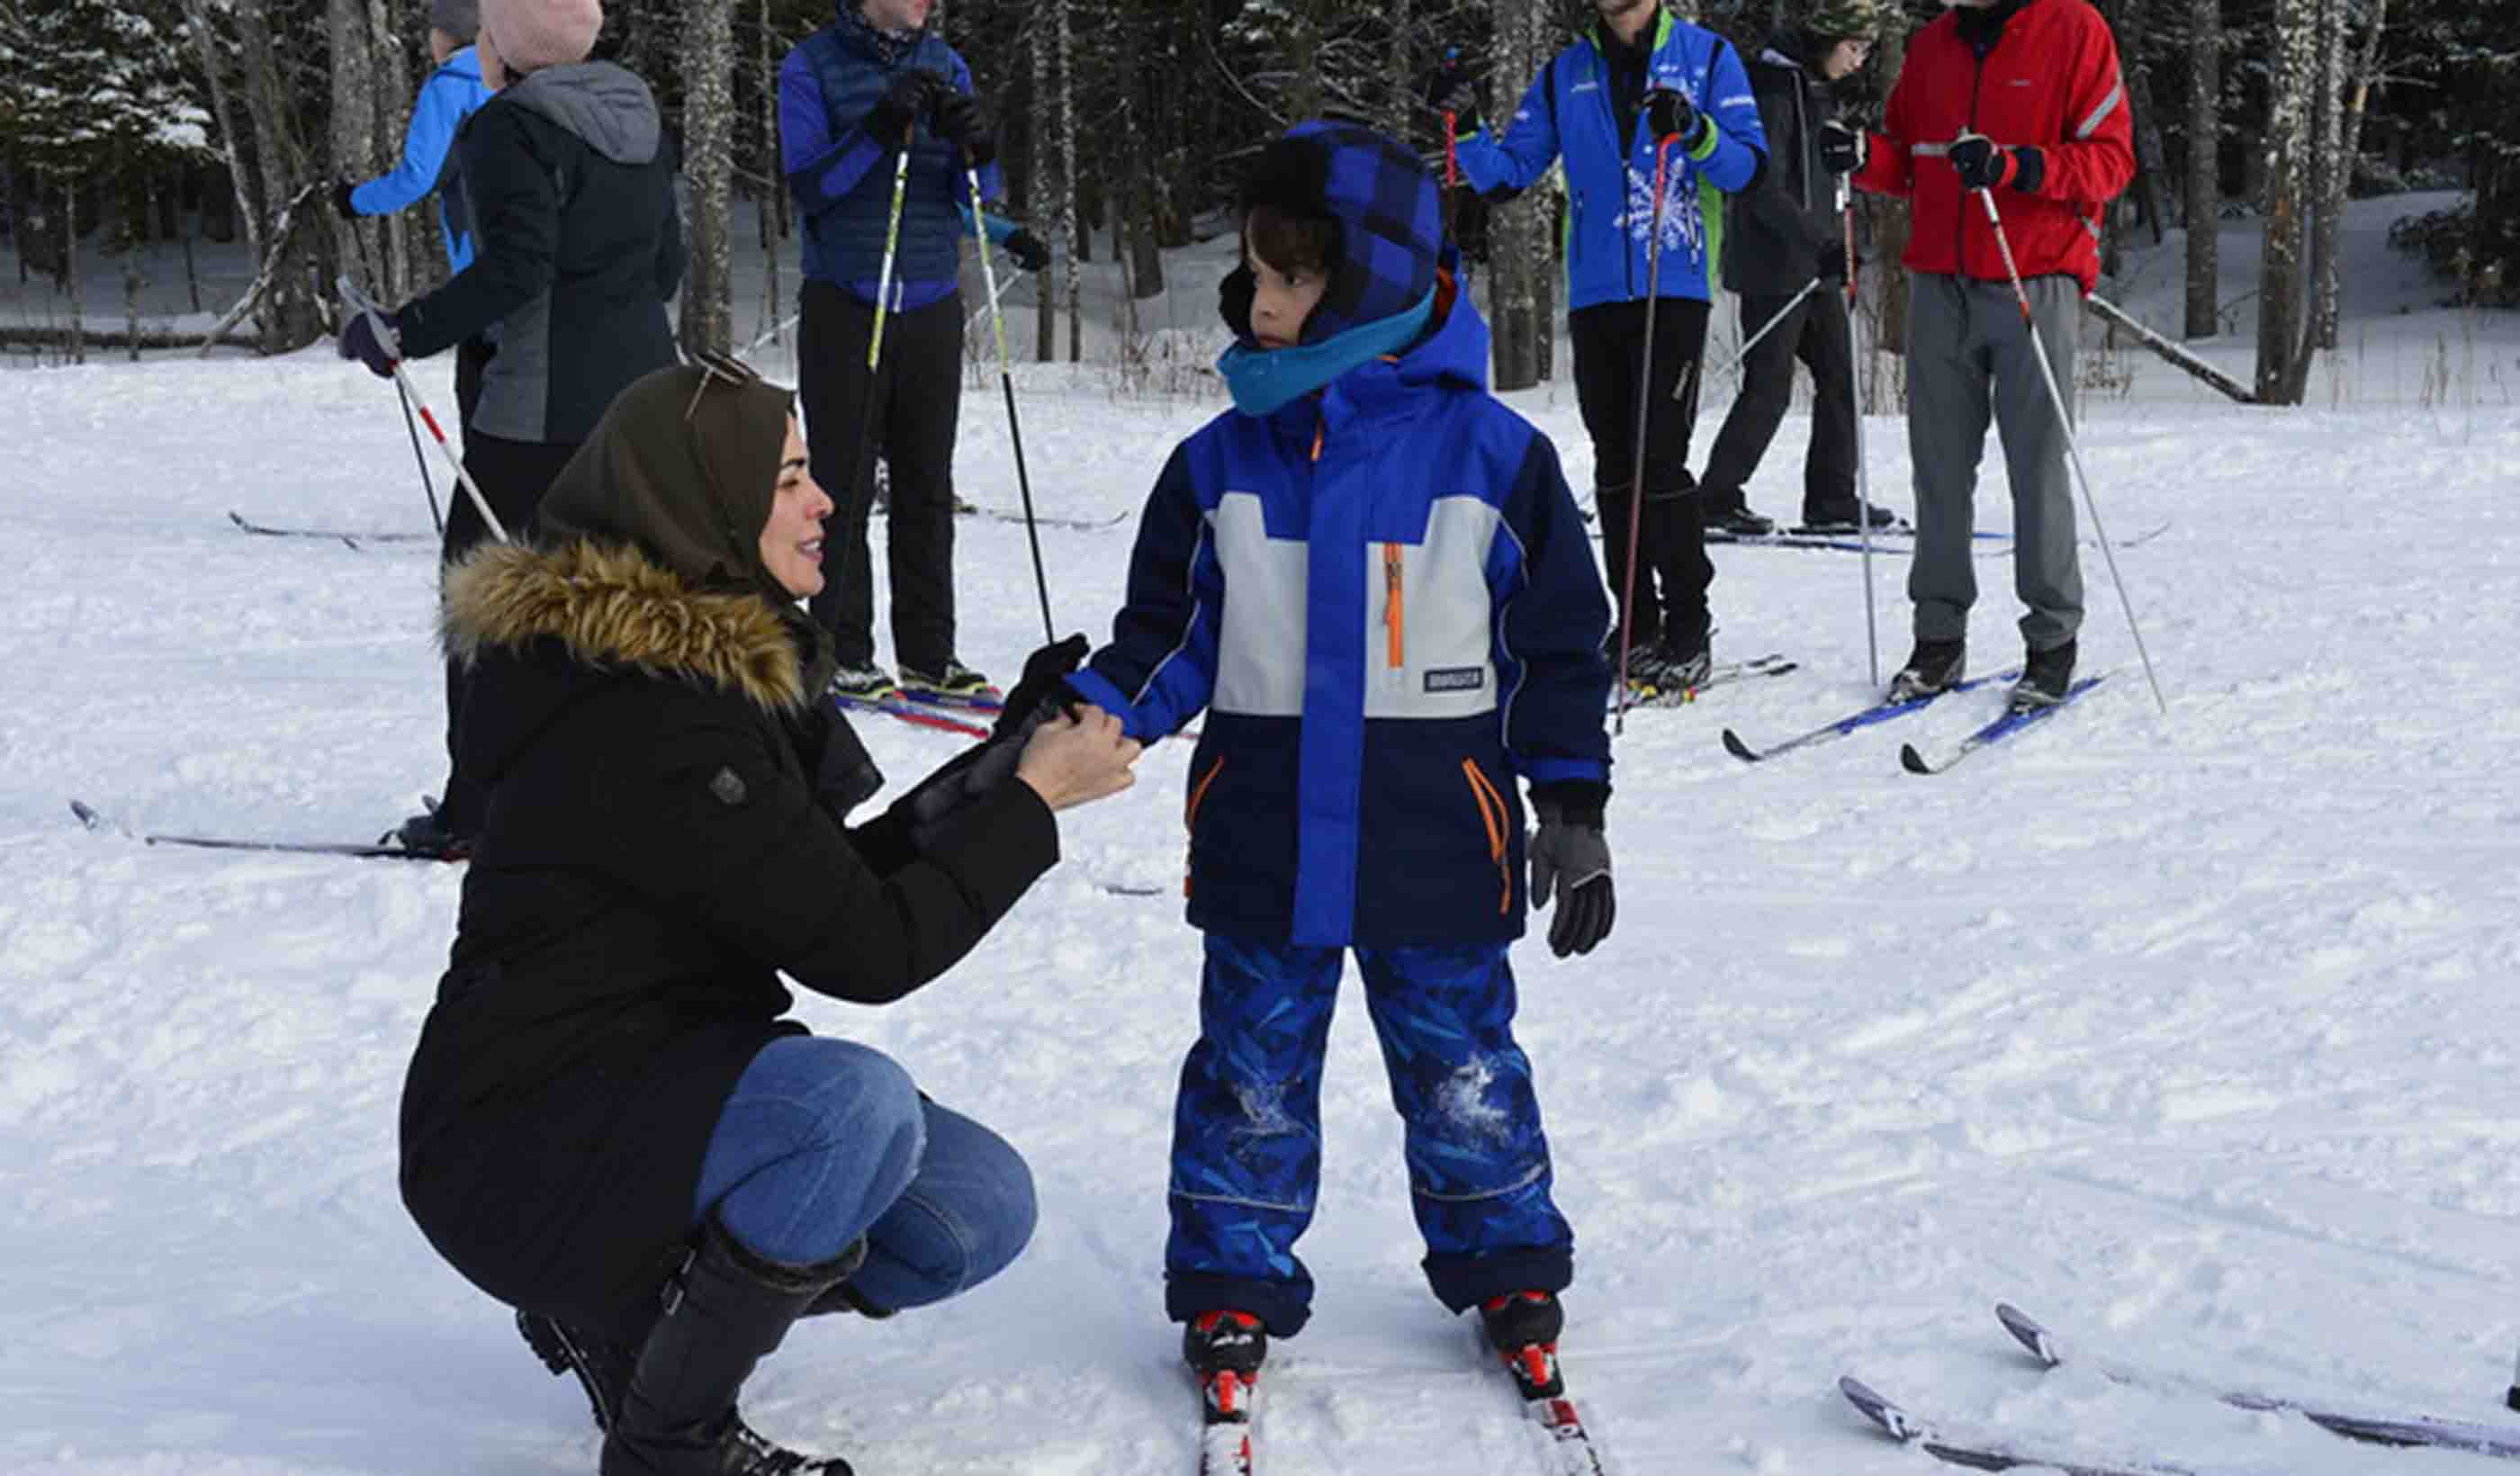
left=1165, top=934, right=1574, bottom=1337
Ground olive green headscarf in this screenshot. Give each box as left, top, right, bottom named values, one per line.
left=534, top=363, right=837, bottom=695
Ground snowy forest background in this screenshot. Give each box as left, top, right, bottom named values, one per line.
left=0, top=0, right=2515, bottom=400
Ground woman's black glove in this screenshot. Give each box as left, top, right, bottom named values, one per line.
left=900, top=634, right=1093, bottom=850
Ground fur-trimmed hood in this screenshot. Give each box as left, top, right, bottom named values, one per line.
left=445, top=538, right=813, bottom=714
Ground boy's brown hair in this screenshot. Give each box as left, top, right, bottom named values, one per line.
left=1244, top=202, right=1340, bottom=279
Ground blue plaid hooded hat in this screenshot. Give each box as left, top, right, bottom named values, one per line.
left=1235, top=121, right=1443, bottom=346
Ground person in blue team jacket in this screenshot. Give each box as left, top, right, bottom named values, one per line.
left=332, top=0, right=495, bottom=428
left=1063, top=121, right=1619, bottom=1395
left=778, top=0, right=1049, bottom=706
left=1435, top=0, right=1765, bottom=693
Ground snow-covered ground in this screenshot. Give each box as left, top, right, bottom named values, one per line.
left=5, top=193, right=2520, bottom=1476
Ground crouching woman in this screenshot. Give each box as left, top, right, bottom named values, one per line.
left=397, top=361, right=1139, bottom=1476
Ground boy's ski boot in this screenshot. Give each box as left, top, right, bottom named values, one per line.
left=1479, top=1290, right=1567, bottom=1400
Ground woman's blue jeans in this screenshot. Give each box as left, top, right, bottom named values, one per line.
left=693, top=1036, right=1036, bottom=1312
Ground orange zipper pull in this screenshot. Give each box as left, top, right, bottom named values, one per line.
left=1383, top=543, right=1405, bottom=669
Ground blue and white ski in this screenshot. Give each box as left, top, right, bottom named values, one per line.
left=1840, top=1374, right=2196, bottom=1476
left=1898, top=674, right=2109, bottom=775
left=1720, top=670, right=2020, bottom=762
left=1997, top=1301, right=2520, bottom=1461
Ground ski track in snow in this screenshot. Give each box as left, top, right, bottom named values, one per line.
left=7, top=209, right=2520, bottom=1472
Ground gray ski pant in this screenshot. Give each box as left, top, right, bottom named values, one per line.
left=1904, top=271, right=2084, bottom=653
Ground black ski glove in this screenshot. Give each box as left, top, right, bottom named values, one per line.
left=900, top=735, right=1023, bottom=853
left=1642, top=88, right=1703, bottom=148
left=993, top=633, right=1091, bottom=742
left=331, top=180, right=360, bottom=220
left=338, top=308, right=399, bottom=377
left=1948, top=132, right=2044, bottom=192
left=932, top=86, right=997, bottom=167
left=1818, top=241, right=1850, bottom=282
left=1426, top=66, right=1480, bottom=137
left=1817, top=119, right=1866, bottom=176
left=1527, top=785, right=1614, bottom=958
left=867, top=68, right=944, bottom=148
left=1004, top=228, right=1049, bottom=273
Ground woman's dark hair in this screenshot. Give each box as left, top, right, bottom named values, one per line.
left=1244, top=202, right=1340, bottom=278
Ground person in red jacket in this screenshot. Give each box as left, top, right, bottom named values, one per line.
left=1820, top=0, right=2131, bottom=709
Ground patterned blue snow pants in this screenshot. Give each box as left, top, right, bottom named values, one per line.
left=1164, top=933, right=1574, bottom=1337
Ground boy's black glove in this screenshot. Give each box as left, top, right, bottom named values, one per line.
left=1004, top=228, right=1049, bottom=273
left=993, top=633, right=1091, bottom=742
left=868, top=69, right=944, bottom=147
left=1817, top=119, right=1866, bottom=176
left=331, top=180, right=360, bottom=220
left=932, top=87, right=997, bottom=167
left=1818, top=242, right=1850, bottom=282
left=1642, top=88, right=1703, bottom=148
left=1527, top=785, right=1614, bottom=958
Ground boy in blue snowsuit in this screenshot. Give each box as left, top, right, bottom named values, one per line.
left=1064, top=122, right=1619, bottom=1401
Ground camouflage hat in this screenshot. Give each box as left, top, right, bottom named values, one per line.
left=1803, top=0, right=1878, bottom=40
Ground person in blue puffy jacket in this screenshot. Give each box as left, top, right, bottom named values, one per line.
left=1435, top=0, right=1766, bottom=693
left=1064, top=121, right=1617, bottom=1396
left=332, top=0, right=495, bottom=428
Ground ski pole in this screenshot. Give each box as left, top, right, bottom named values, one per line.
left=1842, top=180, right=1879, bottom=686
left=841, top=122, right=918, bottom=557
left=338, top=275, right=508, bottom=544
left=1614, top=134, right=1678, bottom=736
left=968, top=167, right=1056, bottom=644
left=868, top=124, right=914, bottom=372
left=1974, top=185, right=2167, bottom=714
left=1716, top=274, right=1822, bottom=379
left=394, top=376, right=446, bottom=538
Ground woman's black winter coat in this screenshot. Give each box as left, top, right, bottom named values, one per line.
left=399, top=538, right=1057, bottom=1338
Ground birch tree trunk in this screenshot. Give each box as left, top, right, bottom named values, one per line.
left=2117, top=0, right=2170, bottom=245
left=366, top=0, right=415, bottom=301
left=1058, top=0, right=1080, bottom=363
left=680, top=0, right=736, bottom=355
left=232, top=0, right=326, bottom=349
left=2182, top=0, right=2218, bottom=338
left=329, top=0, right=384, bottom=296
left=1485, top=0, right=1542, bottom=392
left=180, top=0, right=261, bottom=270
left=2254, top=0, right=2314, bottom=404
left=1032, top=0, right=1058, bottom=360
left=2308, top=0, right=2347, bottom=351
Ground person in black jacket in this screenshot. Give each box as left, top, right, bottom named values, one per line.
left=338, top=0, right=685, bottom=856
left=1699, top=0, right=1896, bottom=537
left=399, top=361, right=1139, bottom=1476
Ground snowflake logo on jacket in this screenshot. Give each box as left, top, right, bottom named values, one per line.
left=1613, top=163, right=1704, bottom=263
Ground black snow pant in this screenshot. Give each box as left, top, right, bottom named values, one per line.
left=434, top=431, right=575, bottom=837
left=1570, top=296, right=1714, bottom=654
left=796, top=281, right=965, bottom=676
left=1698, top=282, right=1858, bottom=525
